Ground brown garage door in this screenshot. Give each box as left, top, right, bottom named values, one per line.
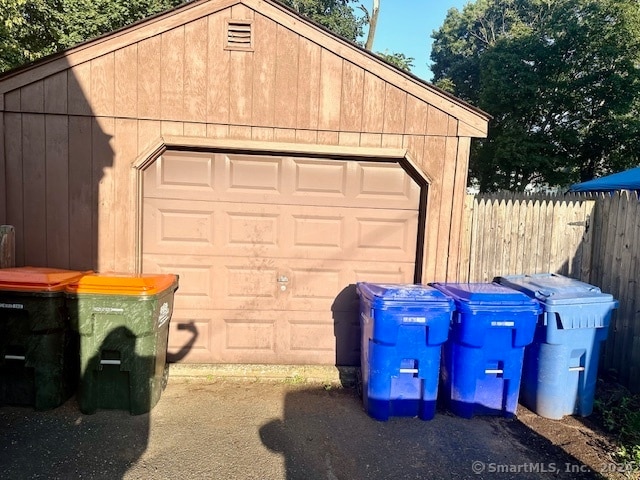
left=142, top=150, right=421, bottom=364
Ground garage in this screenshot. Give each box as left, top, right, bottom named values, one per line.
left=0, top=0, right=489, bottom=366
left=142, top=150, right=421, bottom=363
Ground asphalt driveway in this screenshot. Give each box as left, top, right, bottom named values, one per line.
left=0, top=376, right=605, bottom=480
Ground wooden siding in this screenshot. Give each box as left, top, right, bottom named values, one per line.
left=0, top=4, right=477, bottom=281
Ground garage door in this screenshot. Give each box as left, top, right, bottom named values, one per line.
left=142, top=150, right=421, bottom=364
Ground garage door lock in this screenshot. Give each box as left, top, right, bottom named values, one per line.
left=278, top=275, right=289, bottom=291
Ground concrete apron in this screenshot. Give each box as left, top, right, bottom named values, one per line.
left=169, top=363, right=358, bottom=387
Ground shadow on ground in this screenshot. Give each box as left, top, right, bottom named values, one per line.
left=260, top=386, right=604, bottom=480
left=0, top=397, right=148, bottom=479
left=0, top=379, right=610, bottom=480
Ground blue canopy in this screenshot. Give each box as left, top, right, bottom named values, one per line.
left=568, top=166, right=640, bottom=192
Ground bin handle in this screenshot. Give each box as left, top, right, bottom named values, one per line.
left=399, top=368, right=418, bottom=374
left=100, top=359, right=121, bottom=366
left=4, top=354, right=25, bottom=361
left=569, top=366, right=585, bottom=372
left=485, top=369, right=503, bottom=374
left=535, top=290, right=551, bottom=299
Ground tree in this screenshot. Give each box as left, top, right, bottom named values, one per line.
left=359, top=0, right=379, bottom=50
left=281, top=0, right=365, bottom=41
left=0, top=0, right=184, bottom=73
left=377, top=50, right=414, bottom=72
left=0, top=0, right=62, bottom=72
left=431, top=0, right=640, bottom=191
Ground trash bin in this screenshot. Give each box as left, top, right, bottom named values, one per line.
left=431, top=282, right=541, bottom=418
left=356, top=282, right=454, bottom=421
left=0, top=267, right=85, bottom=410
left=496, top=273, right=618, bottom=419
left=66, top=273, right=178, bottom=415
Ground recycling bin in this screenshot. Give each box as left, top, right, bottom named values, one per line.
left=0, top=267, right=85, bottom=410
left=497, top=273, right=618, bottom=419
left=356, top=282, right=454, bottom=421
left=431, top=282, right=541, bottom=418
left=66, top=273, right=178, bottom=415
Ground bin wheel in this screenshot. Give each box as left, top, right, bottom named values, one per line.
left=161, top=363, right=170, bottom=390
left=355, top=368, right=363, bottom=399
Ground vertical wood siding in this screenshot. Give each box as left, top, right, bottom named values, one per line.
left=1, top=6, right=473, bottom=283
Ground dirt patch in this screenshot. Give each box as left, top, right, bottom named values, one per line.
left=514, top=405, right=634, bottom=480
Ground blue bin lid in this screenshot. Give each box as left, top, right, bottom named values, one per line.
left=430, top=282, right=540, bottom=309
left=496, top=273, right=615, bottom=306
left=356, top=282, right=452, bottom=308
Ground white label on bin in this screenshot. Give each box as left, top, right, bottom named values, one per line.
left=93, top=307, right=124, bottom=313
left=0, top=303, right=23, bottom=309
left=158, top=302, right=170, bottom=328
left=491, top=321, right=515, bottom=327
left=403, top=316, right=426, bottom=324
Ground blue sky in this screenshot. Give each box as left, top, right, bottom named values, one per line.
left=367, top=0, right=469, bottom=81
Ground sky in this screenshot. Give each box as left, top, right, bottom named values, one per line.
left=369, top=0, right=469, bottom=81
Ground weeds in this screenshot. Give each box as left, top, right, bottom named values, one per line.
left=593, top=379, right=640, bottom=470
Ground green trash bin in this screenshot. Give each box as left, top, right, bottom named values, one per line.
left=65, top=273, right=179, bottom=415
left=0, top=267, right=86, bottom=410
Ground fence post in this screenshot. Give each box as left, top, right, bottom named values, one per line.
left=0, top=225, right=15, bottom=268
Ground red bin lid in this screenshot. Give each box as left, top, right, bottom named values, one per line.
left=0, top=267, right=88, bottom=292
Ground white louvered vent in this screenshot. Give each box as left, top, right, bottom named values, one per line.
left=226, top=20, right=253, bottom=50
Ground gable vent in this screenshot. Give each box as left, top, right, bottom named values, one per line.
left=226, top=20, right=253, bottom=51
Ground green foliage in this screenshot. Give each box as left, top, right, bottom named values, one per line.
left=280, top=0, right=365, bottom=41
left=593, top=381, right=640, bottom=468
left=0, top=0, right=183, bottom=73
left=0, top=0, right=369, bottom=73
left=57, top=0, right=184, bottom=48
left=431, top=0, right=640, bottom=192
left=376, top=50, right=414, bottom=72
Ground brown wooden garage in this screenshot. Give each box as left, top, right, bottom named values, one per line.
left=0, top=0, right=489, bottom=365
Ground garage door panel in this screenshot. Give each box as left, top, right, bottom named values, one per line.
left=285, top=259, right=416, bottom=312
left=146, top=200, right=418, bottom=262
left=227, top=155, right=283, bottom=193
left=144, top=151, right=216, bottom=200
left=143, top=150, right=421, bottom=365
left=355, top=162, right=420, bottom=205
left=144, top=258, right=217, bottom=310
left=291, top=214, right=344, bottom=248
left=354, top=214, right=417, bottom=258
left=143, top=199, right=217, bottom=255
left=353, top=267, right=414, bottom=284
left=293, top=158, right=348, bottom=197
left=167, top=311, right=216, bottom=363
left=146, top=254, right=284, bottom=311
left=145, top=152, right=419, bottom=209
left=219, top=310, right=281, bottom=363
left=227, top=211, right=280, bottom=247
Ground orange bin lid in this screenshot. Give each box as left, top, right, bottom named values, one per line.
left=0, top=267, right=88, bottom=292
left=65, top=273, right=178, bottom=296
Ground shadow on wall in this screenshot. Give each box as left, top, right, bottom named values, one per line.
left=258, top=386, right=600, bottom=480
left=0, top=60, right=151, bottom=476
left=331, top=284, right=360, bottom=386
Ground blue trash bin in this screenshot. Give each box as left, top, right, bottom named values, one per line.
left=496, top=273, right=618, bottom=420
left=431, top=282, right=541, bottom=418
left=356, top=283, right=454, bottom=421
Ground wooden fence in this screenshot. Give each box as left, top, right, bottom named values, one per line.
left=459, top=192, right=640, bottom=392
